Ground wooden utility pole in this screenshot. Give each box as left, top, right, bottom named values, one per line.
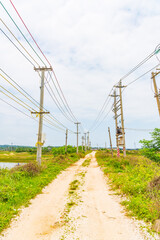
left=65, top=129, right=68, bottom=153
left=33, top=67, right=52, bottom=165
left=119, top=80, right=126, bottom=157
left=151, top=71, right=160, bottom=116
left=74, top=122, right=80, bottom=154
left=108, top=127, right=113, bottom=156
left=110, top=89, right=120, bottom=157
left=84, top=133, right=87, bottom=152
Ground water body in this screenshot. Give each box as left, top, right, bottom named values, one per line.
left=0, top=162, right=21, bottom=169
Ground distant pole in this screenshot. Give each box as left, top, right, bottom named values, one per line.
left=65, top=129, right=68, bottom=153
left=105, top=142, right=107, bottom=149
left=84, top=133, right=87, bottom=152
left=87, top=131, right=90, bottom=150
left=82, top=136, right=84, bottom=151
left=152, top=72, right=160, bottom=116
left=33, top=67, right=52, bottom=165
left=74, top=122, right=80, bottom=154
left=108, top=127, right=113, bottom=156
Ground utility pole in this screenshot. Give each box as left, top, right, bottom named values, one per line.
left=119, top=80, right=126, bottom=157
left=108, top=127, right=113, bottom=156
left=74, top=122, right=80, bottom=154
left=84, top=133, right=87, bottom=152
left=82, top=136, right=84, bottom=151
left=65, top=129, right=68, bottom=153
left=32, top=67, right=52, bottom=165
left=87, top=131, right=90, bottom=150
left=110, top=89, right=120, bottom=157
left=112, top=81, right=126, bottom=157
left=151, top=71, right=160, bottom=116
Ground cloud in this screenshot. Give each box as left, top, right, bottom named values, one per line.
left=0, top=0, right=160, bottom=147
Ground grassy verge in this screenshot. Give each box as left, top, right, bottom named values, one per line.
left=82, top=158, right=91, bottom=167
left=96, top=151, right=160, bottom=226
left=0, top=152, right=85, bottom=233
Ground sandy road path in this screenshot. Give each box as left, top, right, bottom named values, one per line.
left=0, top=152, right=156, bottom=240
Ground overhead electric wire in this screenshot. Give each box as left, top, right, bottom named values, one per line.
left=8, top=0, right=78, bottom=122
left=48, top=72, right=77, bottom=122
left=1, top=3, right=78, bottom=124
left=91, top=98, right=113, bottom=132
left=44, top=74, right=75, bottom=123
left=0, top=1, right=46, bottom=66
left=0, top=19, right=39, bottom=66
left=120, top=50, right=156, bottom=81
left=125, top=128, right=154, bottom=131
left=0, top=27, right=35, bottom=66
left=0, top=68, right=74, bottom=131
left=125, top=63, right=160, bottom=88
left=89, top=87, right=113, bottom=132
left=89, top=46, right=160, bottom=133
left=0, top=97, right=65, bottom=133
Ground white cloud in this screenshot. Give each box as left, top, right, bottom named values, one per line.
left=0, top=0, right=160, bottom=147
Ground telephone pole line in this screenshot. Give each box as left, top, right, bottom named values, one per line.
left=33, top=66, right=52, bottom=165
left=65, top=129, right=68, bottom=153
left=108, top=127, right=113, bottom=156
left=151, top=71, right=160, bottom=116
left=74, top=122, right=80, bottom=154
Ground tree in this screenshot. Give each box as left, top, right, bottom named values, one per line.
left=139, top=128, right=160, bottom=163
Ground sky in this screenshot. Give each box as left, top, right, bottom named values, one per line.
left=0, top=0, right=160, bottom=148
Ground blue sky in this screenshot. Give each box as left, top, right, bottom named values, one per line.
left=0, top=0, right=160, bottom=148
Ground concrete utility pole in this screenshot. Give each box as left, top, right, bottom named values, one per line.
left=33, top=67, right=52, bottom=165
left=74, top=122, right=80, bottom=154
left=82, top=136, right=84, bottom=151
left=87, top=131, right=90, bottom=150
left=151, top=71, right=160, bottom=116
left=108, top=127, right=113, bottom=156
left=65, top=129, right=68, bottom=153
left=84, top=133, right=87, bottom=152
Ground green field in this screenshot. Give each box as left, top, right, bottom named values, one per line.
left=96, top=150, right=160, bottom=229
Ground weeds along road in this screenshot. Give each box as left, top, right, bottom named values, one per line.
left=0, top=152, right=153, bottom=240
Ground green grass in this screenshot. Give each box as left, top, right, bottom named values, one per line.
left=0, top=152, right=85, bottom=233
left=96, top=151, right=160, bottom=224
left=0, top=151, right=37, bottom=163
left=82, top=158, right=91, bottom=167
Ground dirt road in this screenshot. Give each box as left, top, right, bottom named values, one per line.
left=0, top=152, right=156, bottom=240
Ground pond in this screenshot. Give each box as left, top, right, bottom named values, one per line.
left=0, top=162, right=23, bottom=169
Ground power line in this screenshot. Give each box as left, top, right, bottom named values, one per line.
left=0, top=1, right=46, bottom=66
left=125, top=128, right=154, bottom=132
left=0, top=27, right=35, bottom=66
left=0, top=96, right=65, bottom=133
left=8, top=0, right=78, bottom=122
left=1, top=68, right=75, bottom=132
left=0, top=18, right=39, bottom=66
left=126, top=63, right=160, bottom=88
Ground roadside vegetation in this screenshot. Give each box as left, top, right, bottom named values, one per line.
left=96, top=150, right=160, bottom=230
left=0, top=146, right=86, bottom=233
left=140, top=128, right=160, bottom=163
